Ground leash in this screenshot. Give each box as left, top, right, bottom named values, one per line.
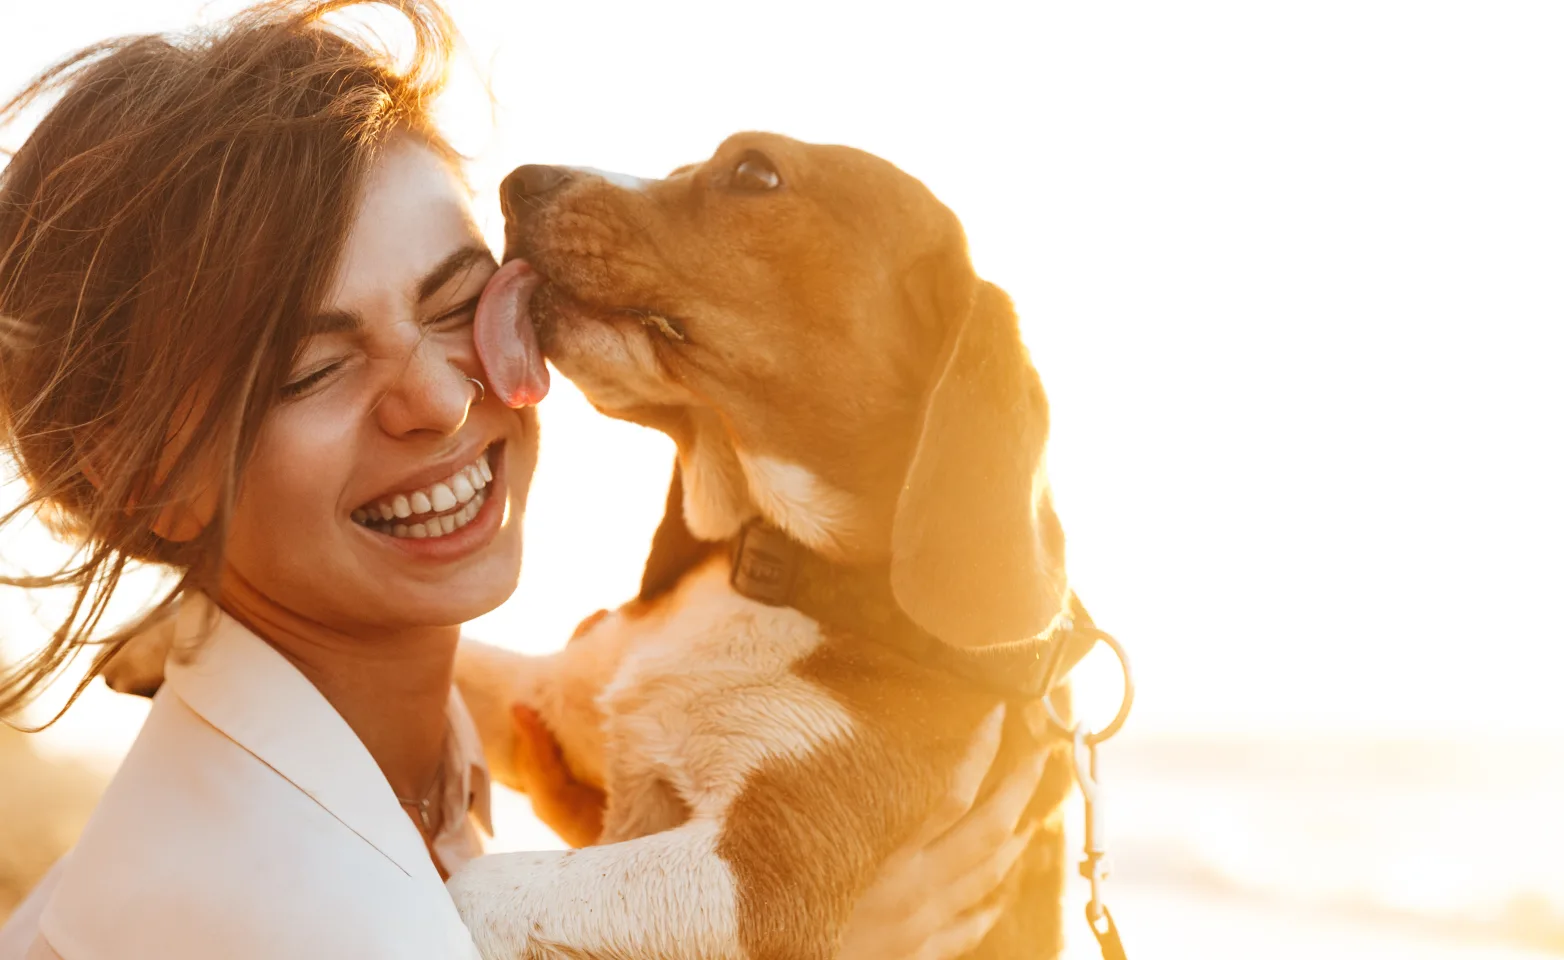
left=1038, top=617, right=1134, bottom=960
left=727, top=519, right=1135, bottom=959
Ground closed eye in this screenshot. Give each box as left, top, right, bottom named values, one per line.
left=426, top=294, right=480, bottom=329
left=281, top=360, right=344, bottom=400
left=283, top=294, right=481, bottom=400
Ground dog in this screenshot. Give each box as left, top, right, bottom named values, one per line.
left=448, top=132, right=1095, bottom=960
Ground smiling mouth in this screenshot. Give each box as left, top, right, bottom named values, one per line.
left=351, top=444, right=498, bottom=540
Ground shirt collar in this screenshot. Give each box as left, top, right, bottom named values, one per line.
left=445, top=688, right=493, bottom=838
left=163, top=595, right=482, bottom=880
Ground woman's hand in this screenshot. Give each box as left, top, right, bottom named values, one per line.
left=837, top=705, right=1049, bottom=960
left=509, top=704, right=606, bottom=847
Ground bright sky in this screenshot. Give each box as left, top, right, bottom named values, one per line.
left=2, top=0, right=1561, bottom=749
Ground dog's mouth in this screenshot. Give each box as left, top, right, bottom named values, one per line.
left=615, top=306, right=687, bottom=343
left=522, top=268, right=689, bottom=349
left=535, top=282, right=686, bottom=344
left=476, top=252, right=688, bottom=406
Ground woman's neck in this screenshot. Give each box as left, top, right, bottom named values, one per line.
left=214, top=566, right=458, bottom=813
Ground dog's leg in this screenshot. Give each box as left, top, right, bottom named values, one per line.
left=455, top=630, right=630, bottom=793
left=448, top=818, right=742, bottom=960
left=454, top=642, right=569, bottom=792
left=598, top=749, right=692, bottom=844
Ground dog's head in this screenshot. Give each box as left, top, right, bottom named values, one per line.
left=482, top=133, right=1065, bottom=649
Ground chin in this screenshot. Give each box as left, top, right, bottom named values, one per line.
left=430, top=582, right=518, bottom=628
left=454, top=515, right=527, bottom=621
left=392, top=543, right=523, bottom=628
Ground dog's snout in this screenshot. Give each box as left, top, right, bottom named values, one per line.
left=501, top=164, right=573, bottom=219
left=506, top=164, right=571, bottom=197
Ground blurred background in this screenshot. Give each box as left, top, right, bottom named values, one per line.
left=3, top=1, right=1562, bottom=957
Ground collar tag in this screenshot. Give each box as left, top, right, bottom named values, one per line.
left=730, top=521, right=801, bottom=606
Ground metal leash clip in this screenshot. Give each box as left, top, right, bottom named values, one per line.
left=1043, top=626, right=1134, bottom=960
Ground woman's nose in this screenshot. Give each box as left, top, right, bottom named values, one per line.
left=373, top=337, right=477, bottom=439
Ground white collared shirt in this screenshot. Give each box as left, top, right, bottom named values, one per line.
left=0, top=601, right=490, bottom=959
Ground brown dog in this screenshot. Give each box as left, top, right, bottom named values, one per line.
left=449, top=133, right=1093, bottom=959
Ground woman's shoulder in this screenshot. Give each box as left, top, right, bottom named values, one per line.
left=31, top=691, right=478, bottom=960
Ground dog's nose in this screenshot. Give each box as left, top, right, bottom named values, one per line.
left=501, top=164, right=572, bottom=215
left=508, top=164, right=571, bottom=196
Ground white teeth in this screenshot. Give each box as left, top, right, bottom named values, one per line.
left=355, top=449, right=495, bottom=531
left=430, top=482, right=456, bottom=512
left=375, top=488, right=486, bottom=539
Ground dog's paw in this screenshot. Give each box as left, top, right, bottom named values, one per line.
left=447, top=853, right=555, bottom=959
left=510, top=704, right=606, bottom=846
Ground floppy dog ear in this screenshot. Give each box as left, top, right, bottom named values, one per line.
left=890, top=281, right=1067, bottom=650
left=638, top=461, right=716, bottom=602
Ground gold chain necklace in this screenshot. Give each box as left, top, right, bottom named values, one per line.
left=396, top=730, right=449, bottom=835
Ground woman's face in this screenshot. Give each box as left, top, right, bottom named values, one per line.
left=222, top=138, right=537, bottom=633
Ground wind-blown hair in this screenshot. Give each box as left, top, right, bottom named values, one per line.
left=0, top=0, right=459, bottom=723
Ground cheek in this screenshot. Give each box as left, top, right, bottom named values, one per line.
left=226, top=409, right=356, bottom=568
left=504, top=407, right=541, bottom=519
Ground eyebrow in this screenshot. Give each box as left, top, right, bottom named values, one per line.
left=416, top=243, right=496, bottom=303
left=304, top=242, right=497, bottom=336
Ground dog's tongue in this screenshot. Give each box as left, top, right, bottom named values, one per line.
left=474, top=258, right=549, bottom=407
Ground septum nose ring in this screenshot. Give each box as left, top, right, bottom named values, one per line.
left=464, top=376, right=486, bottom=405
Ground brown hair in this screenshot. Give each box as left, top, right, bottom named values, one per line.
left=0, top=0, right=458, bottom=723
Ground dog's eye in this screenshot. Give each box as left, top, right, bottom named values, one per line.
left=729, top=150, right=782, bottom=192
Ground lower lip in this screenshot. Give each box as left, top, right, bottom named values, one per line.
left=354, top=445, right=508, bottom=563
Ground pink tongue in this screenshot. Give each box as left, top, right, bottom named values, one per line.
left=474, top=258, right=550, bottom=408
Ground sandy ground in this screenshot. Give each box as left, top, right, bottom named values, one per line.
left=0, top=727, right=105, bottom=923
left=1066, top=884, right=1561, bottom=960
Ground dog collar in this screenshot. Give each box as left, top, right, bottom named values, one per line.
left=728, top=519, right=1100, bottom=701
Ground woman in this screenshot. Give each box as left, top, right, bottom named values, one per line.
left=0, top=2, right=1049, bottom=957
